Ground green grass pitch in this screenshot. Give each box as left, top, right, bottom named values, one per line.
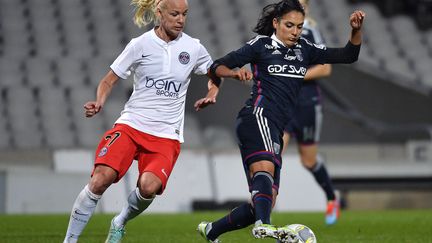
left=1, top=210, right=431, bottom=242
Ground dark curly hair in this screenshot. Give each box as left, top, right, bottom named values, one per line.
left=253, top=0, right=305, bottom=36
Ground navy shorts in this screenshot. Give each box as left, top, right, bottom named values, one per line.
left=235, top=106, right=283, bottom=192
left=285, top=103, right=322, bottom=145
left=285, top=85, right=322, bottom=145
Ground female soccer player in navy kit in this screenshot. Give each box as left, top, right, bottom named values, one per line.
left=282, top=0, right=340, bottom=225
left=198, top=0, right=365, bottom=242
left=62, top=0, right=238, bottom=242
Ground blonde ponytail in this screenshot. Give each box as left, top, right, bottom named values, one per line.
left=131, top=0, right=161, bottom=28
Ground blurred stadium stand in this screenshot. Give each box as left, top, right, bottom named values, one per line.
left=0, top=0, right=431, bottom=213
left=349, top=0, right=432, bottom=30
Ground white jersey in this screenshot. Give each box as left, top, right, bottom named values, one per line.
left=110, top=29, right=212, bottom=143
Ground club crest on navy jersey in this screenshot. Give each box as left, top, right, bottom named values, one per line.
left=294, top=49, right=303, bottom=62
left=178, top=51, right=190, bottom=64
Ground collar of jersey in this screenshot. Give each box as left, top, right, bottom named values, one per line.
left=271, top=33, right=287, bottom=48
left=151, top=27, right=182, bottom=45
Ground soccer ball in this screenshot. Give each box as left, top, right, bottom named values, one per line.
left=277, top=224, right=317, bottom=243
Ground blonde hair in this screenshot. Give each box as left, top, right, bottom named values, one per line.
left=131, top=0, right=165, bottom=28
left=299, top=0, right=316, bottom=26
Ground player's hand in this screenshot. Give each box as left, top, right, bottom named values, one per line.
left=194, top=80, right=219, bottom=111
left=350, top=10, right=365, bottom=30
left=84, top=101, right=102, bottom=117
left=232, top=67, right=253, bottom=82
left=194, top=97, right=216, bottom=111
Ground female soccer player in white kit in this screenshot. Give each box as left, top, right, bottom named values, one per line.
left=62, top=0, right=246, bottom=242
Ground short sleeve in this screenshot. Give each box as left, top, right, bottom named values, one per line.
left=193, top=43, right=213, bottom=75
left=110, top=39, right=139, bottom=79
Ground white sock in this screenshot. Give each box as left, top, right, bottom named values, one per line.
left=113, top=188, right=154, bottom=227
left=64, top=185, right=102, bottom=242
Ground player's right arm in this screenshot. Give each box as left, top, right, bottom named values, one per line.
left=209, top=38, right=263, bottom=82
left=84, top=70, right=120, bottom=118
left=211, top=65, right=252, bottom=81
left=85, top=36, right=137, bottom=118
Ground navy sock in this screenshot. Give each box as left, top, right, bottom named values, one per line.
left=310, top=159, right=336, bottom=201
left=251, top=171, right=273, bottom=225
left=206, top=203, right=255, bottom=240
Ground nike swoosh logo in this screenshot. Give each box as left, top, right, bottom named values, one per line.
left=74, top=209, right=88, bottom=216
left=142, top=54, right=151, bottom=58
left=161, top=168, right=168, bottom=178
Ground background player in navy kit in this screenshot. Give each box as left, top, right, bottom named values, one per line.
left=197, top=0, right=365, bottom=242
left=282, top=0, right=339, bottom=225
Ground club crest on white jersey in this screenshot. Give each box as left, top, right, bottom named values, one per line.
left=178, top=51, right=190, bottom=64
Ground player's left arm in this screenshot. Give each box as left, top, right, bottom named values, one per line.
left=193, top=42, right=224, bottom=111
left=194, top=78, right=220, bottom=111
left=195, top=65, right=252, bottom=111
left=310, top=10, right=365, bottom=65
left=194, top=64, right=252, bottom=111
left=349, top=10, right=365, bottom=45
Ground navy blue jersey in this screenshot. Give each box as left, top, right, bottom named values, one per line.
left=298, top=19, right=326, bottom=104
left=284, top=19, right=326, bottom=144
left=213, top=34, right=360, bottom=129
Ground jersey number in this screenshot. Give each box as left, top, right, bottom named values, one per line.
left=104, top=132, right=121, bottom=147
